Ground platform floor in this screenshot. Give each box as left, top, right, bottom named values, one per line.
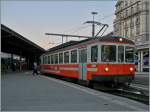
left=1, top=71, right=149, bottom=111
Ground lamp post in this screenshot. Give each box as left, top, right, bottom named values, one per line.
left=91, top=12, right=98, bottom=37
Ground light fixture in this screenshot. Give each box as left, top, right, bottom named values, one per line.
left=119, top=38, right=123, bottom=42
left=104, top=67, right=109, bottom=72
left=130, top=67, right=134, bottom=72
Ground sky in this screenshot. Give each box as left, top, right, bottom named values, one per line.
left=1, top=0, right=117, bottom=50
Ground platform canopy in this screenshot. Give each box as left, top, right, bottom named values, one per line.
left=1, top=24, right=45, bottom=57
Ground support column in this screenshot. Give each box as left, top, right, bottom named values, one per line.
left=27, top=57, right=30, bottom=70
left=138, top=51, right=141, bottom=72
left=19, top=51, right=22, bottom=71
left=11, top=53, right=14, bottom=71
left=140, top=51, right=143, bottom=72
left=62, top=36, right=63, bottom=44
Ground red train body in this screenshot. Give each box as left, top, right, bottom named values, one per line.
left=40, top=36, right=135, bottom=86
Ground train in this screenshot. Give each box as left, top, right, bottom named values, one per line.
left=40, top=36, right=135, bottom=87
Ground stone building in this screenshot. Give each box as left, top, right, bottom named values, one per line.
left=114, top=0, right=149, bottom=72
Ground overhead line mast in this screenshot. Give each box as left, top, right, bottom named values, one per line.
left=45, top=12, right=109, bottom=45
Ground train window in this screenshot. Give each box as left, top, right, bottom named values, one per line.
left=45, top=56, right=48, bottom=64
left=101, top=45, right=116, bottom=62
left=59, top=53, right=63, bottom=64
left=48, top=56, right=51, bottom=64
left=43, top=56, right=45, bottom=64
left=91, top=45, right=98, bottom=62
left=79, top=49, right=87, bottom=63
left=125, top=46, right=134, bottom=63
left=55, top=54, right=58, bottom=64
left=64, top=51, right=69, bottom=63
left=51, top=55, right=54, bottom=64
left=118, top=46, right=124, bottom=62
left=71, top=50, right=77, bottom=63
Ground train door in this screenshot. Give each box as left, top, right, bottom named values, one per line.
left=79, top=48, right=87, bottom=80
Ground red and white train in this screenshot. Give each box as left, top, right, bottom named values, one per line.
left=40, top=36, right=135, bottom=87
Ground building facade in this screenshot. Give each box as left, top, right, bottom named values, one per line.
left=114, top=0, right=149, bottom=72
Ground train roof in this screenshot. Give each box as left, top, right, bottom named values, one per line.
left=47, top=36, right=134, bottom=53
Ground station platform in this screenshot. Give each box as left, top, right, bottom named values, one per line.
left=2, top=71, right=149, bottom=111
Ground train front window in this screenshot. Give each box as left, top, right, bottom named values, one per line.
left=101, top=45, right=116, bottom=62
left=125, top=46, right=134, bottom=63
left=118, top=46, right=124, bottom=62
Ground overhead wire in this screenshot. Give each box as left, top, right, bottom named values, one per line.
left=62, top=13, right=114, bottom=34
left=51, top=12, right=115, bottom=43
left=69, top=24, right=91, bottom=35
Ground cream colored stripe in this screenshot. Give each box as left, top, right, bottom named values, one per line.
left=87, top=68, right=98, bottom=72
left=59, top=67, right=79, bottom=71
left=43, top=69, right=60, bottom=73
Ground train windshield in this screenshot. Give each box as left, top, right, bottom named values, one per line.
left=118, top=46, right=124, bottom=62
left=101, top=45, right=116, bottom=62
left=125, top=46, right=134, bottom=63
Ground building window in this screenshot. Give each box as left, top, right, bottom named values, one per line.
left=54, top=54, right=58, bottom=64
left=125, top=1, right=128, bottom=7
left=131, top=7, right=134, bottom=14
left=125, top=28, right=128, bottom=37
left=64, top=51, right=69, bottom=63
left=136, top=16, right=140, bottom=35
left=91, top=45, right=98, bottom=62
left=136, top=25, right=140, bottom=35
left=124, top=21, right=127, bottom=29
left=125, top=9, right=128, bottom=16
left=59, top=53, right=63, bottom=64
left=130, top=18, right=134, bottom=28
left=143, top=51, right=149, bottom=66
left=71, top=50, right=77, bottom=63
left=136, top=16, right=140, bottom=25
left=130, top=28, right=134, bottom=37
left=120, top=12, right=122, bottom=18
left=136, top=2, right=140, bottom=12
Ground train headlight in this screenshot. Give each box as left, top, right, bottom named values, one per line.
left=104, top=67, right=109, bottom=72
left=130, top=67, right=133, bottom=72
left=119, top=38, right=123, bottom=42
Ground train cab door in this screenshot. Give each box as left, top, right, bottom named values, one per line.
left=79, top=48, right=87, bottom=80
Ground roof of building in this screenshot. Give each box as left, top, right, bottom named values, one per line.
left=1, top=24, right=46, bottom=56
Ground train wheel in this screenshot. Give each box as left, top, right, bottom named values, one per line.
left=71, top=78, right=78, bottom=83
left=125, top=82, right=131, bottom=88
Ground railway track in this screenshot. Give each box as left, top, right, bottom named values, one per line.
left=94, top=85, right=149, bottom=105
left=44, top=74, right=149, bottom=105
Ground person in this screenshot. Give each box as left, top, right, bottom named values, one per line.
left=32, top=62, right=38, bottom=75
left=12, top=62, right=16, bottom=71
